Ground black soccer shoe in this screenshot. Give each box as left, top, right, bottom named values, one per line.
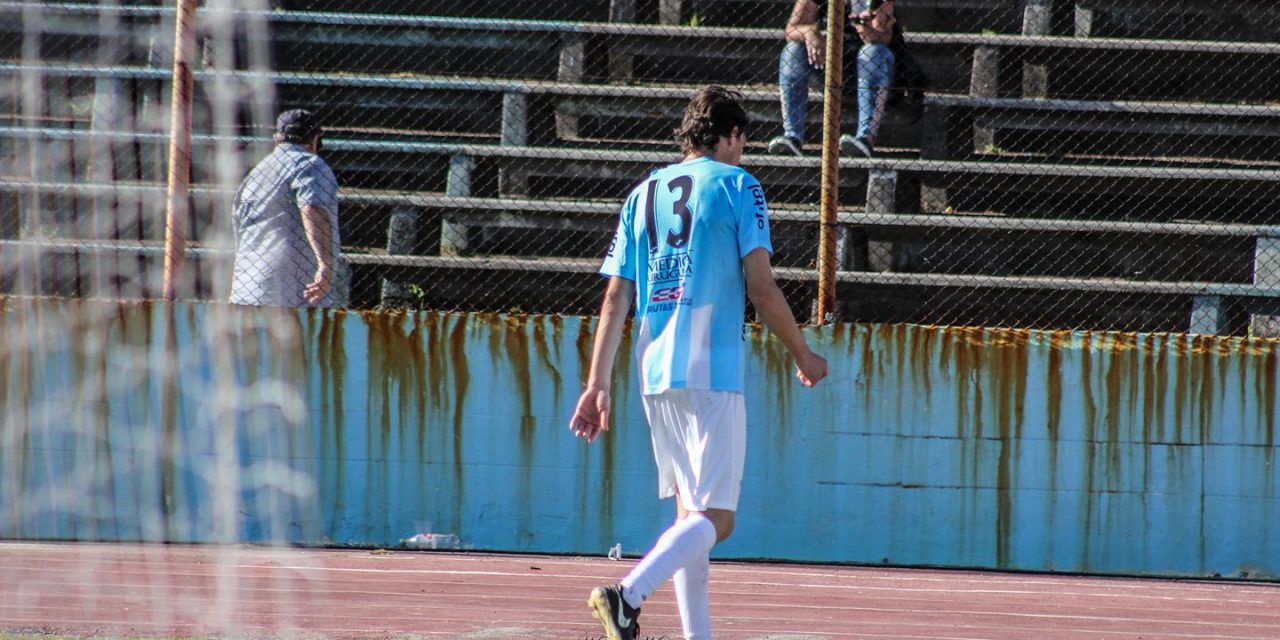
left=588, top=583, right=641, bottom=640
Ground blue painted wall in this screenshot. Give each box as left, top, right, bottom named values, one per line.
left=1, top=299, right=1276, bottom=580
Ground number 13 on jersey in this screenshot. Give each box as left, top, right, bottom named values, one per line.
left=644, top=175, right=694, bottom=252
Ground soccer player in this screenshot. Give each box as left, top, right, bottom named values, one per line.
left=570, top=86, right=829, bottom=640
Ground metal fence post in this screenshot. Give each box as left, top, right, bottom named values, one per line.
left=814, top=0, right=846, bottom=325
left=162, top=0, right=198, bottom=301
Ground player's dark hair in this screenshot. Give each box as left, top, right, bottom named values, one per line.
left=674, top=86, right=748, bottom=155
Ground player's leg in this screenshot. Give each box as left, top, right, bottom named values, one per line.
left=588, top=390, right=709, bottom=640
left=623, top=390, right=745, bottom=632
left=589, top=389, right=745, bottom=639
left=618, top=390, right=720, bottom=609
left=673, top=496, right=717, bottom=640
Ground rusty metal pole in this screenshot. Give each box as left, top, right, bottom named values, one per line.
left=814, top=0, right=845, bottom=325
left=162, top=0, right=198, bottom=301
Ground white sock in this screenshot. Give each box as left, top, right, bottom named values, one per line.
left=620, top=514, right=717, bottom=609
left=674, top=553, right=712, bottom=640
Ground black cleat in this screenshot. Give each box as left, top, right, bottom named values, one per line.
left=588, top=584, right=641, bottom=640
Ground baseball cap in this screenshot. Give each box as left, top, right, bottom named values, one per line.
left=276, top=109, right=322, bottom=141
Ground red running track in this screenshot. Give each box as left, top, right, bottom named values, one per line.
left=1, top=542, right=1278, bottom=639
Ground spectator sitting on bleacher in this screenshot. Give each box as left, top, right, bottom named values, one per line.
left=767, top=0, right=895, bottom=158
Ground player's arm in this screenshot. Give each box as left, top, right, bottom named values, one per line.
left=571, top=276, right=635, bottom=443
left=743, top=248, right=828, bottom=386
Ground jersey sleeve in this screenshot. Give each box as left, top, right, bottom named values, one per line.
left=600, top=191, right=638, bottom=281
left=292, top=157, right=340, bottom=214
left=736, top=173, right=773, bottom=258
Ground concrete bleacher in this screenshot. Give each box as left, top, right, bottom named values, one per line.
left=257, top=10, right=1280, bottom=102
left=8, top=121, right=1280, bottom=330
left=5, top=1, right=1280, bottom=331
left=7, top=177, right=1280, bottom=334
left=968, top=34, right=1280, bottom=102
left=606, top=0, right=1024, bottom=32
left=277, top=0, right=1022, bottom=32
left=922, top=96, right=1280, bottom=163
left=1071, top=0, right=1280, bottom=42
left=0, top=63, right=922, bottom=155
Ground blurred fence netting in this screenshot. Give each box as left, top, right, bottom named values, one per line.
left=6, top=0, right=1280, bottom=334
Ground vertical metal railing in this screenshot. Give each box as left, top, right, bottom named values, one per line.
left=815, top=0, right=845, bottom=325
left=162, top=0, right=198, bottom=300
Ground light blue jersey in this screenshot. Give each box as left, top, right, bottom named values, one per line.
left=601, top=156, right=772, bottom=395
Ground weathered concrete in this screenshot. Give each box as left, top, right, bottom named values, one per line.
left=1, top=298, right=1276, bottom=580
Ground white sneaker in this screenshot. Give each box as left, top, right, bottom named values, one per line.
left=767, top=135, right=804, bottom=157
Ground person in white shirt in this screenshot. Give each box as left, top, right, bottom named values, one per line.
left=229, top=109, right=341, bottom=308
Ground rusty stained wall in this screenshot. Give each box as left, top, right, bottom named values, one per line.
left=0, top=299, right=1276, bottom=579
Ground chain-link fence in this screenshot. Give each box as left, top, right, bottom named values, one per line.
left=6, top=0, right=1280, bottom=334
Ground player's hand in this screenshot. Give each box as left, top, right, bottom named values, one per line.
left=570, top=385, right=611, bottom=443
left=304, top=268, right=333, bottom=304
left=795, top=350, right=828, bottom=387
left=805, top=31, right=826, bottom=68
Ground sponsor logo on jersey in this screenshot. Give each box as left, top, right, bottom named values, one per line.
left=749, top=184, right=767, bottom=229
left=651, top=286, right=683, bottom=302
left=648, top=252, right=693, bottom=284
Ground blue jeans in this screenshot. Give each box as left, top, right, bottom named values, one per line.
left=778, top=40, right=895, bottom=142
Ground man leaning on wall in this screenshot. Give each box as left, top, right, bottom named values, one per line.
left=229, top=108, right=347, bottom=308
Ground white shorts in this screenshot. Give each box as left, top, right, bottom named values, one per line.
left=641, top=388, right=746, bottom=513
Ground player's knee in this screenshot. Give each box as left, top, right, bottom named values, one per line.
left=707, top=510, right=735, bottom=543
left=714, top=521, right=735, bottom=543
